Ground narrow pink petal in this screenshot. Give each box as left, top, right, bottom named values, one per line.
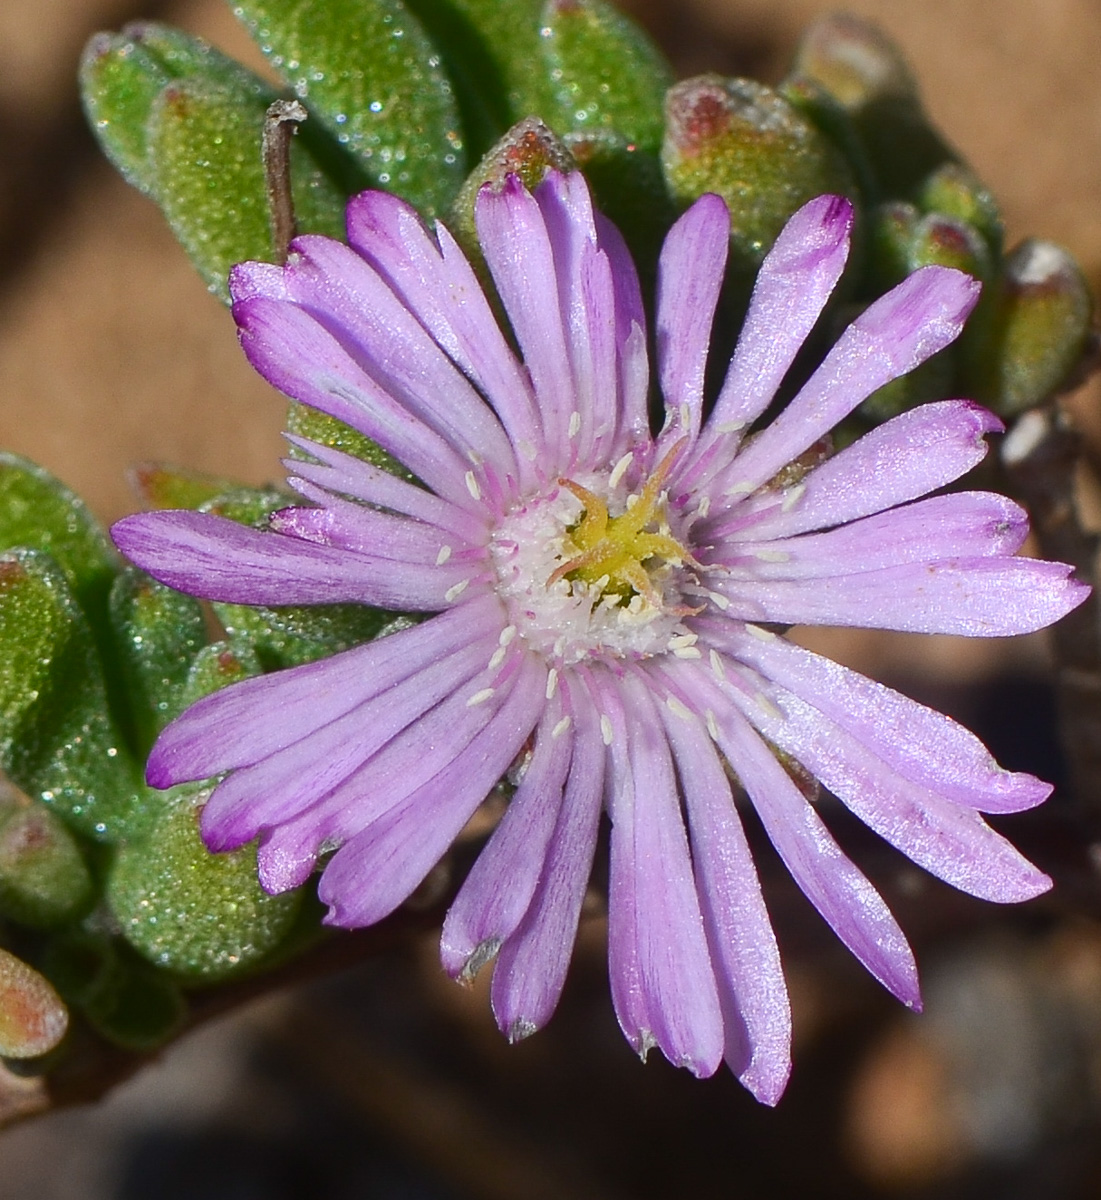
left=658, top=691, right=792, bottom=1105
left=476, top=176, right=576, bottom=467
left=146, top=596, right=504, bottom=784
left=112, top=510, right=485, bottom=612
left=277, top=235, right=518, bottom=489
left=725, top=401, right=1003, bottom=542
left=654, top=193, right=730, bottom=449
left=601, top=672, right=724, bottom=1077
left=714, top=556, right=1088, bottom=636
left=440, top=687, right=573, bottom=978
left=489, top=686, right=606, bottom=1039
left=712, top=266, right=981, bottom=499
left=677, top=195, right=853, bottom=489
left=272, top=485, right=475, bottom=565
left=201, top=626, right=498, bottom=850
left=704, top=623, right=1050, bottom=813
left=318, top=653, right=546, bottom=927
left=233, top=296, right=475, bottom=508
left=283, top=436, right=487, bottom=544
left=723, top=668, right=1052, bottom=903
left=344, top=190, right=544, bottom=475
left=677, top=671, right=920, bottom=1007
left=714, top=493, right=1029, bottom=579
left=594, top=212, right=651, bottom=454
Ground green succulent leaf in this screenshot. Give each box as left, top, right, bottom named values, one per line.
left=537, top=0, right=671, bottom=151
left=0, top=948, right=69, bottom=1059
left=108, top=783, right=302, bottom=983
left=0, top=454, right=117, bottom=626
left=82, top=22, right=350, bottom=301
left=0, top=551, right=141, bottom=843
left=149, top=77, right=347, bottom=299
left=109, top=569, right=208, bottom=753
left=232, top=0, right=466, bottom=217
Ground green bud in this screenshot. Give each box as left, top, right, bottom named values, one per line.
left=109, top=569, right=207, bottom=751
left=662, top=75, right=858, bottom=277
left=108, top=785, right=302, bottom=983
left=0, top=948, right=68, bottom=1059
left=965, top=240, right=1096, bottom=416
left=129, top=463, right=243, bottom=511
left=0, top=778, right=94, bottom=928
left=537, top=0, right=673, bottom=152
left=919, top=162, right=1003, bottom=253
left=232, top=0, right=465, bottom=217
left=449, top=116, right=576, bottom=262
left=0, top=551, right=142, bottom=842
left=789, top=13, right=956, bottom=199
left=907, top=212, right=992, bottom=279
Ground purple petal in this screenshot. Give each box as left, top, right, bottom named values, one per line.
left=476, top=176, right=577, bottom=468
left=713, top=266, right=981, bottom=499
left=713, top=555, right=1088, bottom=636
left=593, top=211, right=651, bottom=454
left=722, top=668, right=1051, bottom=903
left=440, top=687, right=574, bottom=978
left=233, top=295, right=476, bottom=508
left=271, top=235, right=519, bottom=490
left=284, top=436, right=489, bottom=544
left=318, top=653, right=546, bottom=927
left=344, top=190, right=544, bottom=476
left=724, top=401, right=1003, bottom=542
left=489, top=686, right=606, bottom=1039
left=602, top=672, right=724, bottom=1077
left=146, top=596, right=504, bottom=785
left=658, top=692, right=791, bottom=1105
left=703, top=623, right=1050, bottom=813
left=677, top=195, right=853, bottom=489
left=112, top=510, right=485, bottom=611
left=655, top=194, right=731, bottom=448
left=713, top=492, right=1029, bottom=579
left=201, top=626, right=499, bottom=850
left=672, top=667, right=920, bottom=1006
left=272, top=483, right=475, bottom=564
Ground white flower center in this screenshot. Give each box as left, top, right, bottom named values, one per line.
left=489, top=453, right=699, bottom=666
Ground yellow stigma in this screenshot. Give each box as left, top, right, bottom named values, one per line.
left=549, top=441, right=691, bottom=605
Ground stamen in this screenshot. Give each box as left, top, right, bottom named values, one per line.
left=782, top=484, right=806, bottom=512
left=600, top=715, right=614, bottom=745
left=546, top=668, right=559, bottom=699
left=499, top=624, right=518, bottom=646
left=709, top=649, right=726, bottom=679
left=745, top=623, right=776, bottom=641
left=436, top=545, right=453, bottom=565
left=488, top=646, right=507, bottom=670
left=608, top=452, right=633, bottom=489
left=666, top=695, right=693, bottom=720
left=568, top=410, right=582, bottom=438
left=707, top=590, right=730, bottom=611
left=444, top=579, right=470, bottom=602
left=673, top=646, right=702, bottom=659
left=552, top=715, right=572, bottom=739
left=705, top=710, right=720, bottom=740
left=467, top=687, right=495, bottom=707
left=715, top=419, right=746, bottom=434
left=465, top=470, right=482, bottom=500
left=725, top=481, right=754, bottom=497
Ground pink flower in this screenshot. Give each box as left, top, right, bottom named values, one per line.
left=112, top=171, right=1087, bottom=1103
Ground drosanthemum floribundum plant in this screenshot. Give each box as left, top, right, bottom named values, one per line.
left=112, top=170, right=1087, bottom=1104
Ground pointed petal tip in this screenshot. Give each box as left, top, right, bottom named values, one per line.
left=505, top=1017, right=538, bottom=1045
left=739, top=1059, right=792, bottom=1107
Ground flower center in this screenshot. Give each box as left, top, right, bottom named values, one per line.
left=489, top=445, right=698, bottom=666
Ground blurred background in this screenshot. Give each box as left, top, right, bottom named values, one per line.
left=2, top=0, right=1101, bottom=1196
